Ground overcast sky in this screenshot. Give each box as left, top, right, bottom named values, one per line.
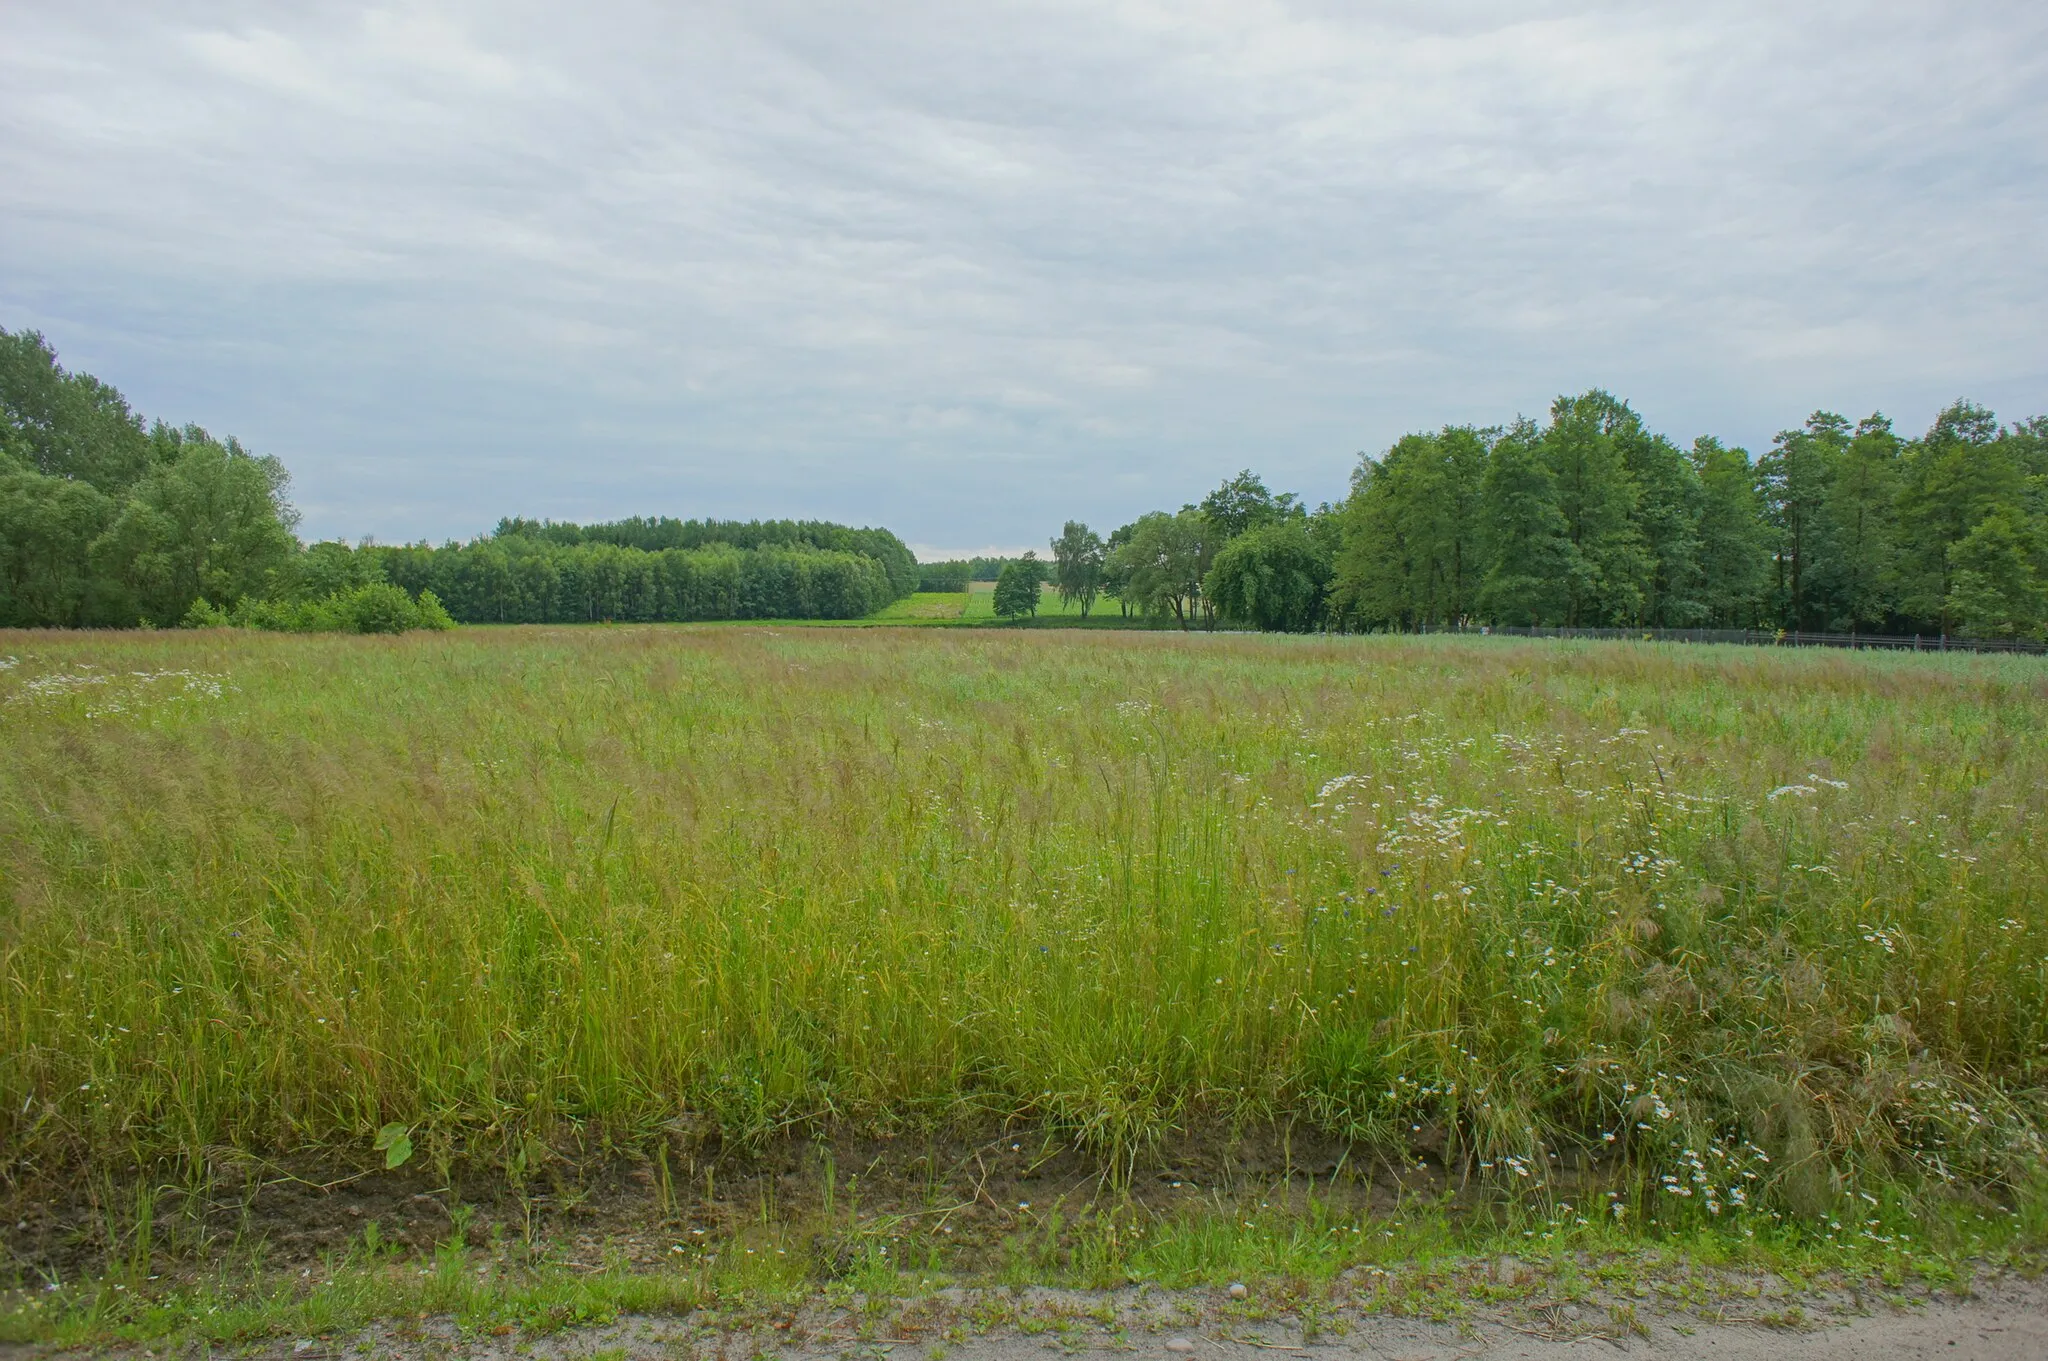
left=4, top=2, right=2044, bottom=554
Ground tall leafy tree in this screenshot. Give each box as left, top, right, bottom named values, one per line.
left=1049, top=520, right=1105, bottom=617
left=1543, top=392, right=1647, bottom=624
left=0, top=465, right=117, bottom=626
left=1690, top=437, right=1771, bottom=627
left=1199, top=469, right=1298, bottom=539
left=1759, top=412, right=1847, bottom=630
left=993, top=552, right=1046, bottom=619
left=1610, top=412, right=1705, bottom=625
left=1101, top=522, right=1136, bottom=617
left=1896, top=401, right=2025, bottom=635
left=1331, top=427, right=1488, bottom=628
left=1205, top=520, right=1330, bottom=632
left=1945, top=508, right=2044, bottom=639
left=93, top=426, right=300, bottom=622
left=1114, top=509, right=1209, bottom=628
left=0, top=328, right=150, bottom=492
left=1813, top=415, right=1901, bottom=630
left=1477, top=421, right=1573, bottom=625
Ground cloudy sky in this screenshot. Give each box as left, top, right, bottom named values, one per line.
left=4, top=2, right=2044, bottom=553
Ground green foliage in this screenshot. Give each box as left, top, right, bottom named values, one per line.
left=916, top=560, right=972, bottom=592
left=1049, top=521, right=1105, bottom=617
left=0, top=327, right=150, bottom=492
left=1333, top=428, right=1487, bottom=628
left=0, top=465, right=120, bottom=626
left=1111, top=509, right=1210, bottom=627
left=1, top=331, right=299, bottom=628
left=1814, top=417, right=1903, bottom=629
left=370, top=537, right=898, bottom=623
left=1205, top=519, right=1330, bottom=631
left=1692, top=437, right=1773, bottom=626
left=178, top=597, right=232, bottom=629
left=1199, top=469, right=1300, bottom=539
left=1543, top=391, right=1650, bottom=625
left=493, top=515, right=917, bottom=598
left=1945, top=509, right=2044, bottom=640
left=1895, top=402, right=2027, bottom=632
left=95, top=427, right=300, bottom=623
left=372, top=1122, right=414, bottom=1169
left=234, top=582, right=455, bottom=635
left=1311, top=390, right=2044, bottom=637
left=993, top=552, right=1046, bottom=618
left=1475, top=422, right=1572, bottom=626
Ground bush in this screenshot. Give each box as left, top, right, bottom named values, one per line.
left=345, top=582, right=417, bottom=634
left=179, top=597, right=233, bottom=628
left=232, top=583, right=456, bottom=635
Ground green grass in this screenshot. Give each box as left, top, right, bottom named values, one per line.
left=870, top=591, right=971, bottom=622
left=7, top=1192, right=2036, bottom=1348
left=2, top=627, right=2045, bottom=1286
left=951, top=580, right=1155, bottom=625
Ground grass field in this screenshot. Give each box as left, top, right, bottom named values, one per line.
left=820, top=583, right=1143, bottom=626
left=2, top=627, right=2046, bottom=1316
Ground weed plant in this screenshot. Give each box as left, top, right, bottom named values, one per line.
left=2, top=629, right=2045, bottom=1240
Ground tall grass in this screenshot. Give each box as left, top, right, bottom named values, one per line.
left=1, top=629, right=2044, bottom=1225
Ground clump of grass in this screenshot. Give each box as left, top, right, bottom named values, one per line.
left=1, top=630, right=2044, bottom=1234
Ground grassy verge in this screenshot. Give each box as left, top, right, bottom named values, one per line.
left=7, top=1187, right=2041, bottom=1348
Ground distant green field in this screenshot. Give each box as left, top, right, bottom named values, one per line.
left=870, top=591, right=969, bottom=621
left=951, top=579, right=1139, bottom=623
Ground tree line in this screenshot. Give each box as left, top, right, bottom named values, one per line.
left=0, top=330, right=916, bottom=629
left=364, top=524, right=910, bottom=623
left=1008, top=390, right=2047, bottom=639
left=8, top=326, right=2043, bottom=640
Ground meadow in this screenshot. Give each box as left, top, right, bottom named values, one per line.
left=2, top=626, right=2046, bottom=1296
left=870, top=581, right=1153, bottom=625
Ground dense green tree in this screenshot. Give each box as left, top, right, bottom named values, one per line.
left=1331, top=427, right=1488, bottom=628
left=1812, top=416, right=1902, bottom=630
left=993, top=552, right=1045, bottom=618
left=92, top=426, right=299, bottom=624
left=1690, top=437, right=1772, bottom=627
left=0, top=466, right=118, bottom=626
left=1896, top=401, right=2026, bottom=635
left=1205, top=519, right=1330, bottom=632
left=290, top=539, right=388, bottom=600
left=1476, top=421, right=1573, bottom=625
left=1199, top=469, right=1299, bottom=539
left=1759, top=413, right=1847, bottom=630
left=1945, top=508, right=2044, bottom=639
left=1543, top=392, right=1648, bottom=625
left=1100, top=523, right=1136, bottom=617
left=0, top=328, right=150, bottom=492
left=1050, top=520, right=1105, bottom=617
left=1113, top=509, right=1209, bottom=628
left=1612, top=417, right=1705, bottom=625
left=493, top=514, right=918, bottom=598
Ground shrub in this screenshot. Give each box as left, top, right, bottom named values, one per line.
left=233, top=583, right=455, bottom=635
left=178, top=597, right=233, bottom=628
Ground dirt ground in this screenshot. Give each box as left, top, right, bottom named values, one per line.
left=7, top=1133, right=2042, bottom=1360
left=10, top=1272, right=2041, bottom=1361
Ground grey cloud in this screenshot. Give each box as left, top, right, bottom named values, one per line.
left=2, top=1, right=2043, bottom=548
